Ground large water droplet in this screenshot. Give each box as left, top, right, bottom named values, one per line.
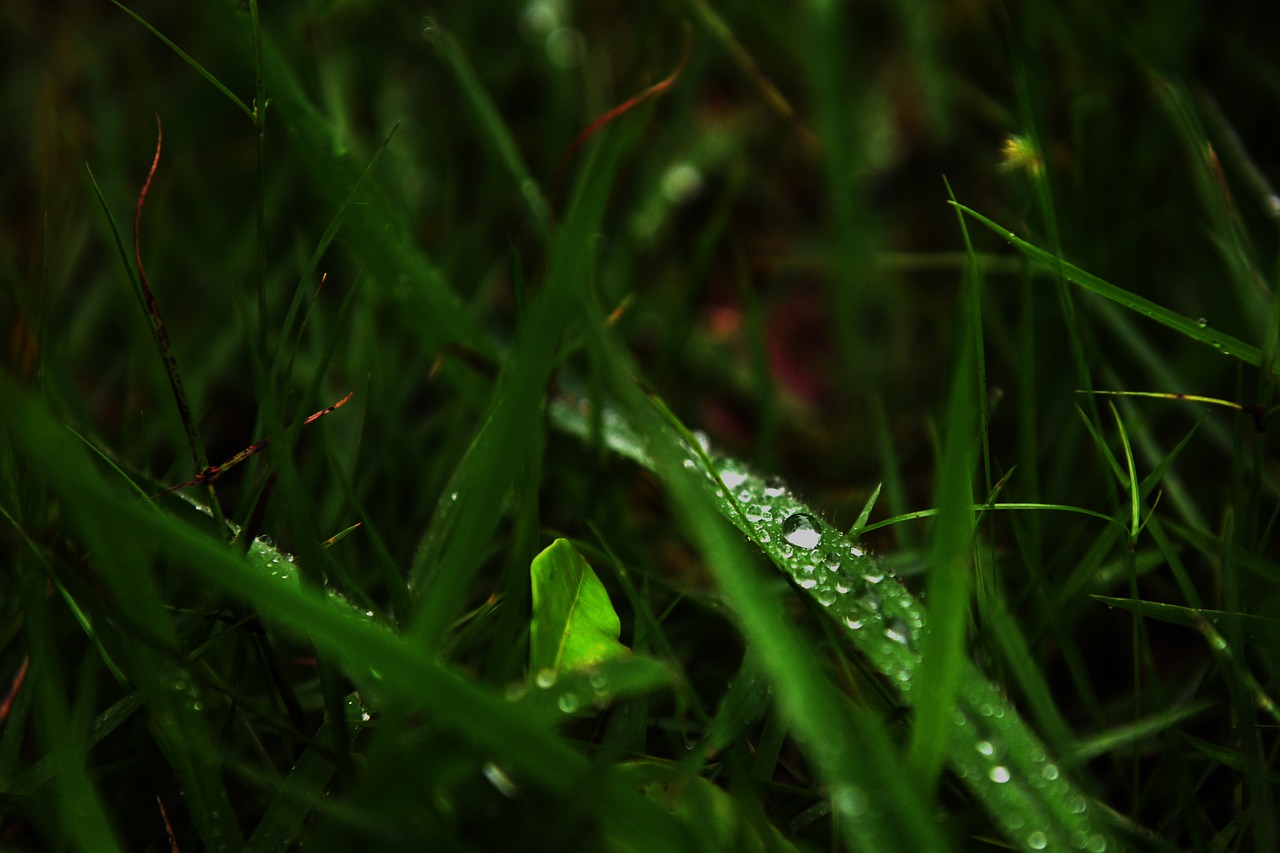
left=1027, top=831, right=1048, bottom=850
left=717, top=459, right=748, bottom=489
left=989, top=765, right=1011, bottom=783
left=692, top=431, right=712, bottom=454
left=764, top=476, right=787, bottom=498
left=558, top=693, right=580, bottom=713
left=782, top=512, right=822, bottom=549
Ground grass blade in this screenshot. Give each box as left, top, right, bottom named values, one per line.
left=951, top=202, right=1266, bottom=371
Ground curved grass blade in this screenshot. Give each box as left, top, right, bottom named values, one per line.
left=951, top=203, right=1266, bottom=372
left=108, top=0, right=254, bottom=121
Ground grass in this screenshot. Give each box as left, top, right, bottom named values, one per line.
left=3, top=1, right=1280, bottom=850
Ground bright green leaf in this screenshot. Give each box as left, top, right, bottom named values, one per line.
left=530, top=539, right=631, bottom=674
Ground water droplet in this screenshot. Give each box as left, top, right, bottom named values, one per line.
left=1086, top=834, right=1107, bottom=852
left=482, top=761, right=520, bottom=798
left=1042, top=763, right=1060, bottom=781
left=989, top=766, right=1010, bottom=783
left=976, top=740, right=994, bottom=756
left=589, top=671, right=609, bottom=696
left=764, top=476, right=787, bottom=498
left=1028, top=831, right=1048, bottom=850
left=682, top=458, right=697, bottom=470
left=834, top=579, right=851, bottom=594
left=864, top=569, right=884, bottom=584
left=745, top=505, right=766, bottom=523
left=830, top=785, right=868, bottom=819
left=816, top=588, right=836, bottom=607
left=782, top=512, right=822, bottom=549
left=717, top=459, right=749, bottom=489
left=798, top=577, right=818, bottom=589
left=692, top=431, right=712, bottom=454
left=844, top=615, right=863, bottom=630
left=1197, top=317, right=1207, bottom=327
left=884, top=617, right=910, bottom=645
left=661, top=161, right=704, bottom=205
left=535, top=669, right=557, bottom=688
left=779, top=544, right=793, bottom=558
left=862, top=591, right=882, bottom=612
left=420, top=16, right=438, bottom=42
left=737, top=489, right=752, bottom=503
left=544, top=26, right=585, bottom=70
left=557, top=693, right=580, bottom=713
left=759, top=532, right=771, bottom=543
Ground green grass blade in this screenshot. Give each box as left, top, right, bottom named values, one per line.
left=951, top=202, right=1266, bottom=371
left=423, top=17, right=551, bottom=239
left=108, top=0, right=253, bottom=121
left=18, top=571, right=123, bottom=853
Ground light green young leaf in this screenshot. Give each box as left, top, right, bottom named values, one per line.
left=530, top=539, right=631, bottom=674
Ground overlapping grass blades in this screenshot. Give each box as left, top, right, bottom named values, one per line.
left=0, top=376, right=697, bottom=851
left=551, top=387, right=1118, bottom=850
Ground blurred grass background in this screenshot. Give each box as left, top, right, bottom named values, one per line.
left=4, top=0, right=1280, bottom=850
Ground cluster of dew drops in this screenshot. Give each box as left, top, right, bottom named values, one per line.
left=683, top=432, right=926, bottom=685
left=685, top=433, right=1109, bottom=852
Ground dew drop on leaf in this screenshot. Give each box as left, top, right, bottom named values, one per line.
left=782, top=512, right=822, bottom=549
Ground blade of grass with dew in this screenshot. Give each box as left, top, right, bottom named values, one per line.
left=0, top=376, right=699, bottom=852
left=12, top=467, right=243, bottom=849
left=1069, top=702, right=1215, bottom=765
left=549, top=381, right=1123, bottom=849
left=581, top=302, right=949, bottom=851
left=952, top=203, right=1267, bottom=372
